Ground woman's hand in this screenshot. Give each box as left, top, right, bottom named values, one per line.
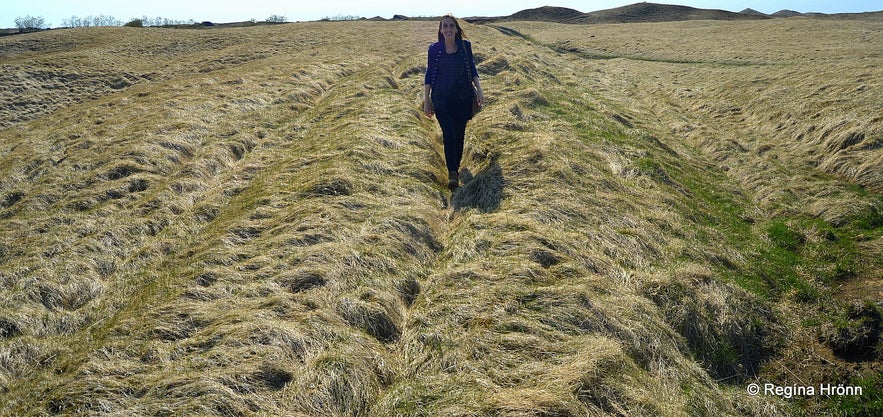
left=423, top=100, right=434, bottom=118
left=473, top=77, right=485, bottom=108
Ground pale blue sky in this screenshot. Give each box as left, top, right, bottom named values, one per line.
left=4, top=0, right=881, bottom=28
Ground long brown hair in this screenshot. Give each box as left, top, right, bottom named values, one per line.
left=437, top=14, right=467, bottom=43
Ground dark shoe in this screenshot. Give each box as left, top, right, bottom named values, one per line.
left=447, top=171, right=459, bottom=191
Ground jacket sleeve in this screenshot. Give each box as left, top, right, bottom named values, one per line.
left=465, top=41, right=479, bottom=79
left=424, top=43, right=436, bottom=85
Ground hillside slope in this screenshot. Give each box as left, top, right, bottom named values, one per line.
left=491, top=3, right=767, bottom=23
left=469, top=3, right=883, bottom=24
left=0, top=19, right=881, bottom=416
left=582, top=2, right=765, bottom=23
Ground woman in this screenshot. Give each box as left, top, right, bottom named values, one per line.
left=423, top=14, right=484, bottom=191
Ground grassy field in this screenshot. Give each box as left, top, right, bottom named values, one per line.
left=0, top=16, right=880, bottom=416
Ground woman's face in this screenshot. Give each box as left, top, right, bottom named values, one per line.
left=440, top=18, right=458, bottom=40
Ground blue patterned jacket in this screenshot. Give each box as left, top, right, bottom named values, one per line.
left=423, top=40, right=479, bottom=89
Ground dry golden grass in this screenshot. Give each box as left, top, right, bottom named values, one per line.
left=504, top=18, right=883, bottom=216
left=0, top=16, right=880, bottom=417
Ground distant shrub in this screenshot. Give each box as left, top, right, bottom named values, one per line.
left=124, top=19, right=144, bottom=27
left=321, top=14, right=361, bottom=21
left=137, top=16, right=197, bottom=27
left=266, top=14, right=288, bottom=23
left=62, top=15, right=122, bottom=28
left=14, top=15, right=47, bottom=32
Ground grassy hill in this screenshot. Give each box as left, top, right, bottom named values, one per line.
left=468, top=3, right=883, bottom=24
left=487, top=3, right=768, bottom=24
left=0, top=16, right=881, bottom=416
left=575, top=2, right=765, bottom=23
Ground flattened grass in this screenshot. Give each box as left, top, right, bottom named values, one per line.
left=1, top=16, right=879, bottom=417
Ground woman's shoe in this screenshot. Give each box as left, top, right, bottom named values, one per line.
left=447, top=171, right=459, bottom=191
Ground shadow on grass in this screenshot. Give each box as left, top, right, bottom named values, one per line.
left=452, top=160, right=504, bottom=213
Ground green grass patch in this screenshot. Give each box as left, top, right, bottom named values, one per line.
left=852, top=198, right=883, bottom=231
left=733, top=217, right=859, bottom=301
left=696, top=211, right=864, bottom=303
left=767, top=220, right=805, bottom=251
left=793, top=372, right=883, bottom=417
left=826, top=373, right=883, bottom=416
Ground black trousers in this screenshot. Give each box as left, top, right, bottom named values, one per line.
left=433, top=95, right=472, bottom=175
